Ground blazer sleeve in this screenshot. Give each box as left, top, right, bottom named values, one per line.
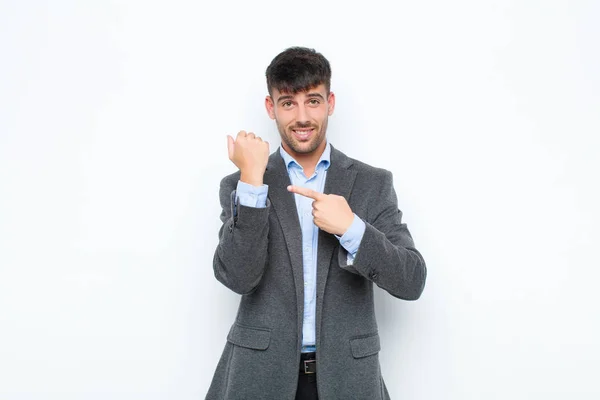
left=213, top=175, right=271, bottom=295
left=337, top=170, right=427, bottom=300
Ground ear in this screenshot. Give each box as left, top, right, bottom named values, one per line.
left=265, top=96, right=276, bottom=120
left=327, top=92, right=336, bottom=116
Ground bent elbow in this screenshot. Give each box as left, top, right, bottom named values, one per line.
left=407, top=261, right=427, bottom=300
left=393, top=258, right=427, bottom=301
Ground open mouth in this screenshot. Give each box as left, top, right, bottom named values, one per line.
left=292, top=128, right=315, bottom=141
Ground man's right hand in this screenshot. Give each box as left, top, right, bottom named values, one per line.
left=227, top=131, right=270, bottom=187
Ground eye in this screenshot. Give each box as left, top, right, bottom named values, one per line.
left=281, top=101, right=293, bottom=108
left=308, top=99, right=320, bottom=105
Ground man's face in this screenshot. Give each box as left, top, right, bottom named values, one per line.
left=265, top=84, right=335, bottom=157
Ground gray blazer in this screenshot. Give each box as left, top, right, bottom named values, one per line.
left=206, top=145, right=426, bottom=399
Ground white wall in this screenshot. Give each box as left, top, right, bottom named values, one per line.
left=1, top=1, right=599, bottom=399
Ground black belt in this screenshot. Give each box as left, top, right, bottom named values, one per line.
left=299, top=351, right=316, bottom=374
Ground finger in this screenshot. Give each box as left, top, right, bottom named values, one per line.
left=236, top=130, right=247, bottom=139
left=287, top=185, right=323, bottom=200
left=247, top=132, right=256, bottom=139
left=227, top=135, right=234, bottom=159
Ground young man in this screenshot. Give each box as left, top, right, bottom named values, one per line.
left=206, top=47, right=426, bottom=400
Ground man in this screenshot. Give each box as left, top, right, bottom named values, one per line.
left=206, top=47, right=426, bottom=400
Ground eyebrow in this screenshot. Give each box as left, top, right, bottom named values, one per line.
left=277, top=92, right=326, bottom=103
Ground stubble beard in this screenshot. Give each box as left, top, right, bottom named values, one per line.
left=277, top=117, right=328, bottom=155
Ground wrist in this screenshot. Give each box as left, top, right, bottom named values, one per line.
left=240, top=171, right=263, bottom=187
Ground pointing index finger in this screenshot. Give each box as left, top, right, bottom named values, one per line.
left=287, top=185, right=324, bottom=200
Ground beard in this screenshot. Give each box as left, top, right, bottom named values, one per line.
left=276, top=117, right=328, bottom=155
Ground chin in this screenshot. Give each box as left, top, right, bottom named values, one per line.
left=293, top=139, right=323, bottom=154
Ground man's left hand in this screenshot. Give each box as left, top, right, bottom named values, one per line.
left=287, top=185, right=354, bottom=236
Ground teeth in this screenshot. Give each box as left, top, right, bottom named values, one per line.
left=294, top=131, right=310, bottom=138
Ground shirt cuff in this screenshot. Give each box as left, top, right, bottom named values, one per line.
left=235, top=180, right=268, bottom=210
left=335, top=214, right=366, bottom=264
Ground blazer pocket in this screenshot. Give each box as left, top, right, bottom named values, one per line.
left=227, top=323, right=271, bottom=350
left=350, top=332, right=381, bottom=358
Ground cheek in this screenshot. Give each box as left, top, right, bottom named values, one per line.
left=316, top=106, right=328, bottom=116
left=310, top=110, right=327, bottom=124
left=280, top=114, right=296, bottom=128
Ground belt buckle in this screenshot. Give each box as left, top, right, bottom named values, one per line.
left=303, top=359, right=316, bottom=374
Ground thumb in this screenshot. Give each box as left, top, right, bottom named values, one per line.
left=227, top=135, right=234, bottom=160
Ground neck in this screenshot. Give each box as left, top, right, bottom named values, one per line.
left=283, top=140, right=327, bottom=176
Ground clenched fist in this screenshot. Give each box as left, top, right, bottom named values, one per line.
left=227, top=131, right=270, bottom=186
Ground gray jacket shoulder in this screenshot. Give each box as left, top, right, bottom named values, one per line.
left=349, top=157, right=393, bottom=179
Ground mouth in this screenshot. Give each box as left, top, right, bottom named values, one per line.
left=291, top=128, right=315, bottom=141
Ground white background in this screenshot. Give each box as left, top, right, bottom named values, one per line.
left=1, top=1, right=599, bottom=399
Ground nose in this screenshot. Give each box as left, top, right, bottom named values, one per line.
left=296, top=104, right=309, bottom=124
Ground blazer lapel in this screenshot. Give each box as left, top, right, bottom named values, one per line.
left=263, top=150, right=305, bottom=340
left=315, top=145, right=357, bottom=342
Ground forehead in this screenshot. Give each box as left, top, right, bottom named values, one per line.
left=272, top=84, right=328, bottom=102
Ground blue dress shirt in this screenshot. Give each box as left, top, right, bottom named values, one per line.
left=233, top=142, right=366, bottom=351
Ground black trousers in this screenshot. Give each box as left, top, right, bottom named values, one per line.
left=296, top=352, right=318, bottom=400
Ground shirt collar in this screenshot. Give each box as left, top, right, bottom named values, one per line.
left=279, top=141, right=331, bottom=174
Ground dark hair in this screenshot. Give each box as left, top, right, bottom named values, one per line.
left=265, top=46, right=332, bottom=96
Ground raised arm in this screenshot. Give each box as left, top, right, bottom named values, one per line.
left=213, top=131, right=271, bottom=295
